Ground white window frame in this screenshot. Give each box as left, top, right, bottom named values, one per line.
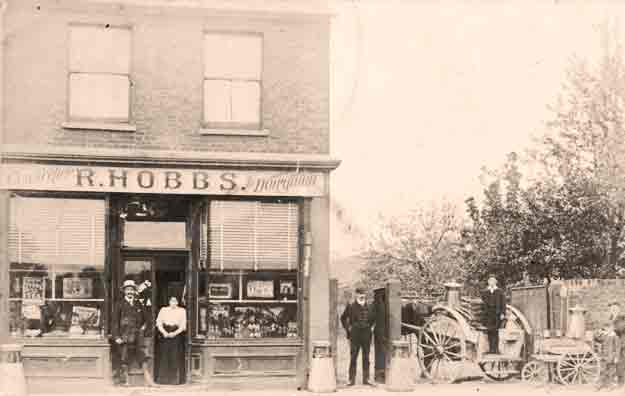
left=202, top=32, right=263, bottom=131
left=66, top=23, right=133, bottom=125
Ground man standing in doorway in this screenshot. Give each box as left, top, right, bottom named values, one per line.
left=340, top=287, right=376, bottom=386
left=481, top=275, right=506, bottom=354
left=113, top=280, right=154, bottom=386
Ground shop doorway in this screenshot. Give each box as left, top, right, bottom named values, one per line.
left=120, top=253, right=188, bottom=386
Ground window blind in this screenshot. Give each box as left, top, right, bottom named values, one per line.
left=9, top=197, right=105, bottom=268
left=209, top=201, right=299, bottom=271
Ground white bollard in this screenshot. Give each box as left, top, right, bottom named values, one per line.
left=308, top=341, right=336, bottom=393
left=0, top=343, right=28, bottom=396
left=386, top=340, right=415, bottom=392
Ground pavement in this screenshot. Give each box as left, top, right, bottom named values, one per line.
left=18, top=380, right=625, bottom=396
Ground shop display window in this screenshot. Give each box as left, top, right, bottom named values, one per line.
left=196, top=270, right=298, bottom=339
left=8, top=196, right=106, bottom=338
left=195, top=198, right=301, bottom=340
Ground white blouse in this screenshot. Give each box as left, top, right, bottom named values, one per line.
left=156, top=306, right=187, bottom=331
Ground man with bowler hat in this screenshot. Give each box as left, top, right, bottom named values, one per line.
left=481, top=275, right=506, bottom=354
left=112, top=279, right=154, bottom=386
left=340, top=287, right=376, bottom=386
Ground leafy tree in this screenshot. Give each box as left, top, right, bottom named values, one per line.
left=463, top=153, right=528, bottom=292
left=530, top=22, right=625, bottom=275
left=359, top=199, right=466, bottom=296
left=465, top=22, right=625, bottom=286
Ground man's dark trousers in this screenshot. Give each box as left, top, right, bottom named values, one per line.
left=349, top=328, right=371, bottom=383
left=349, top=328, right=372, bottom=384
left=487, top=329, right=499, bottom=354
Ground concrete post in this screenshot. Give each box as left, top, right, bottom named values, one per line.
left=384, top=280, right=401, bottom=385
left=307, top=196, right=336, bottom=391
left=329, top=278, right=338, bottom=381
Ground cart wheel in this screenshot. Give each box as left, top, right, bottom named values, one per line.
left=478, top=360, right=516, bottom=381
left=521, top=360, right=548, bottom=385
left=556, top=351, right=600, bottom=385
left=417, top=309, right=466, bottom=383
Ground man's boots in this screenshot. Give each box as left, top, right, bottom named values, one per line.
left=120, top=364, right=130, bottom=386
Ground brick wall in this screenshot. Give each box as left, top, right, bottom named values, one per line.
left=4, top=0, right=330, bottom=154
left=552, top=279, right=625, bottom=331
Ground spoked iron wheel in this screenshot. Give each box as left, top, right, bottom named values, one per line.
left=521, top=360, right=548, bottom=385
left=478, top=360, right=516, bottom=381
left=556, top=351, right=600, bottom=385
left=417, top=309, right=466, bottom=383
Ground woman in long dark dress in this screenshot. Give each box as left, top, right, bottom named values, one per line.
left=156, top=296, right=186, bottom=384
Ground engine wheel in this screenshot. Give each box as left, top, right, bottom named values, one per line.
left=417, top=309, right=466, bottom=383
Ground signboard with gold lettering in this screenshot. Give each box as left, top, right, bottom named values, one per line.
left=0, top=164, right=326, bottom=197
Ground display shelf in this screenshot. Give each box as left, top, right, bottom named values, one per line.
left=199, top=299, right=297, bottom=304
left=9, top=298, right=105, bottom=302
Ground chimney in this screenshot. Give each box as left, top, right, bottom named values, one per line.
left=444, top=281, right=462, bottom=308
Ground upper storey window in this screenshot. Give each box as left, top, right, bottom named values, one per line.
left=68, top=25, right=131, bottom=123
left=203, top=33, right=262, bottom=130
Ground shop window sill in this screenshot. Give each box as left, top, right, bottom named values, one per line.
left=192, top=338, right=303, bottom=347
left=212, top=370, right=296, bottom=378
left=62, top=121, right=137, bottom=132
left=12, top=335, right=109, bottom=346
left=199, top=128, right=269, bottom=137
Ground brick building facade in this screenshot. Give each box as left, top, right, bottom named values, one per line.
left=0, top=0, right=339, bottom=391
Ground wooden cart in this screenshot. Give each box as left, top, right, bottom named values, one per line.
left=520, top=337, right=600, bottom=385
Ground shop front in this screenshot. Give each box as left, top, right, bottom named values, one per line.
left=0, top=152, right=337, bottom=390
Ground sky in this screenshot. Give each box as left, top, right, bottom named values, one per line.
left=328, top=0, right=622, bottom=237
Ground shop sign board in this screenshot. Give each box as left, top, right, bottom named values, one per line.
left=0, top=163, right=327, bottom=197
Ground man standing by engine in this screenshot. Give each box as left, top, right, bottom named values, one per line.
left=481, top=275, right=506, bottom=354
left=340, top=287, right=376, bottom=386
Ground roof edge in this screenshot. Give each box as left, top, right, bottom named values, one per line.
left=1, top=144, right=341, bottom=171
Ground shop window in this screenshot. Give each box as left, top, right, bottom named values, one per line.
left=8, top=197, right=106, bottom=338
left=197, top=200, right=299, bottom=339
left=203, top=33, right=262, bottom=129
left=68, top=24, right=131, bottom=122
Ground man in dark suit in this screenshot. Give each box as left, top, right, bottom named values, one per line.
left=481, top=275, right=506, bottom=354
left=608, top=301, right=625, bottom=386
left=340, top=287, right=376, bottom=386
left=113, top=280, right=152, bottom=386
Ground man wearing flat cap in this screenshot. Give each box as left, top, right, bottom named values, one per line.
left=340, top=287, right=376, bottom=386
left=481, top=275, right=506, bottom=354
left=112, top=279, right=153, bottom=386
